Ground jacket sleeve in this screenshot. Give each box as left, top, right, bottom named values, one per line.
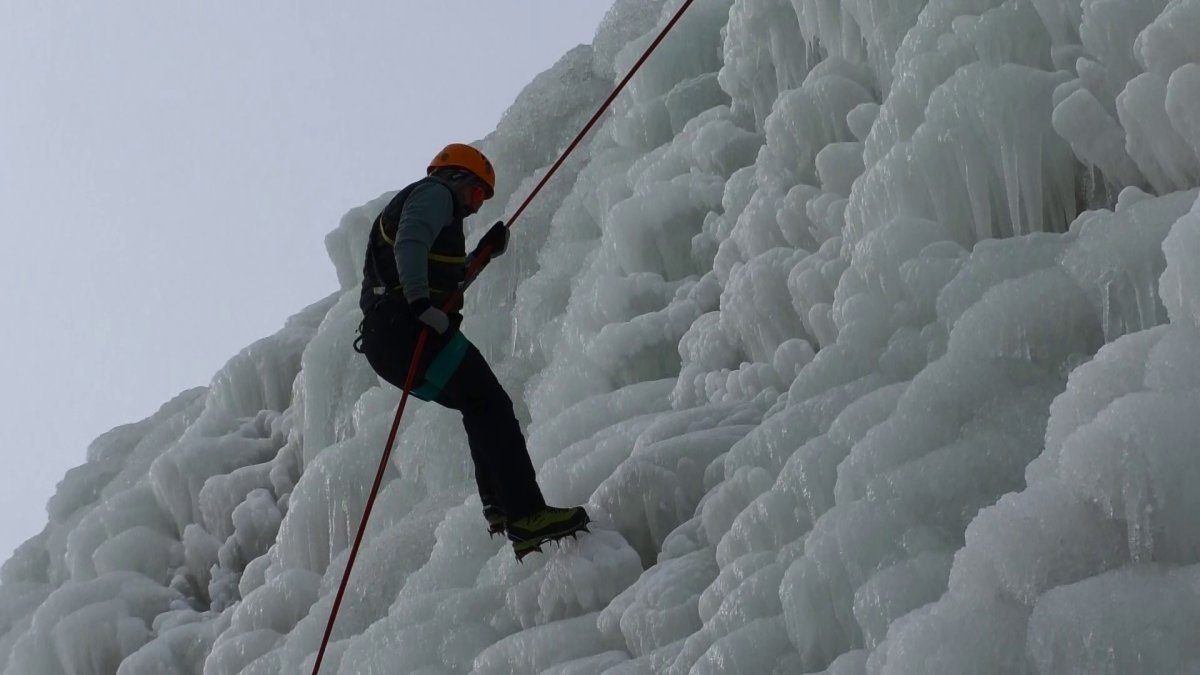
left=393, top=182, right=455, bottom=303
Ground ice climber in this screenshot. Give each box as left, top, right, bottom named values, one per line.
left=354, top=143, right=590, bottom=560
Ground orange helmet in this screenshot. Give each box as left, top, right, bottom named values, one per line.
left=427, top=143, right=496, bottom=198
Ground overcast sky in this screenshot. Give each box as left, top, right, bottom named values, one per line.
left=0, top=2, right=615, bottom=564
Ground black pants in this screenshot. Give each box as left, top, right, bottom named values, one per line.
left=358, top=303, right=546, bottom=520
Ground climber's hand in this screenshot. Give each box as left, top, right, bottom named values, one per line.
left=409, top=297, right=449, bottom=335
left=472, top=221, right=509, bottom=259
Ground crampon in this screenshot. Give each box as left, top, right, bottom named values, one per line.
left=511, top=522, right=591, bottom=561
left=506, top=506, right=591, bottom=562
left=483, top=505, right=506, bottom=538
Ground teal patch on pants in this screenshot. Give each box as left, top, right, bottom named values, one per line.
left=411, top=332, right=469, bottom=401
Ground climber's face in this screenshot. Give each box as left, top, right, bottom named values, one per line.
left=451, top=177, right=486, bottom=215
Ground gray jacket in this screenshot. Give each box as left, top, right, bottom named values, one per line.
left=392, top=181, right=457, bottom=303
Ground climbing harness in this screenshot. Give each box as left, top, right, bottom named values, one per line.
left=311, top=2, right=698, bottom=672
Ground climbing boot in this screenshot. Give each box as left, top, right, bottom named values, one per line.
left=506, top=505, right=591, bottom=561
left=482, top=504, right=506, bottom=537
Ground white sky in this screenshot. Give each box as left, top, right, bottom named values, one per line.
left=0, top=1, right=615, bottom=564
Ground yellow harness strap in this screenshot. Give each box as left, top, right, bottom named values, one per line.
left=379, top=216, right=467, bottom=264
left=378, top=215, right=396, bottom=247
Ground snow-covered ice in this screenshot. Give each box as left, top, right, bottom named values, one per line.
left=4, top=0, right=1200, bottom=673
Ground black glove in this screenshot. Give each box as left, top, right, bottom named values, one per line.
left=472, top=221, right=509, bottom=259
left=408, top=297, right=449, bottom=335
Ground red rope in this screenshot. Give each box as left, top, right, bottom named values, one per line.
left=505, top=0, right=698, bottom=232
left=310, top=2, right=696, bottom=671
left=308, top=330, right=425, bottom=675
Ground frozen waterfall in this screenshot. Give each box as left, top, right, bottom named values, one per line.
left=4, top=0, right=1200, bottom=673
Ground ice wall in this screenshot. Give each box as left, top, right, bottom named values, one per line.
left=3, top=0, right=1200, bottom=673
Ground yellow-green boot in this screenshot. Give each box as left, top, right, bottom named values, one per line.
left=506, top=506, right=591, bottom=561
